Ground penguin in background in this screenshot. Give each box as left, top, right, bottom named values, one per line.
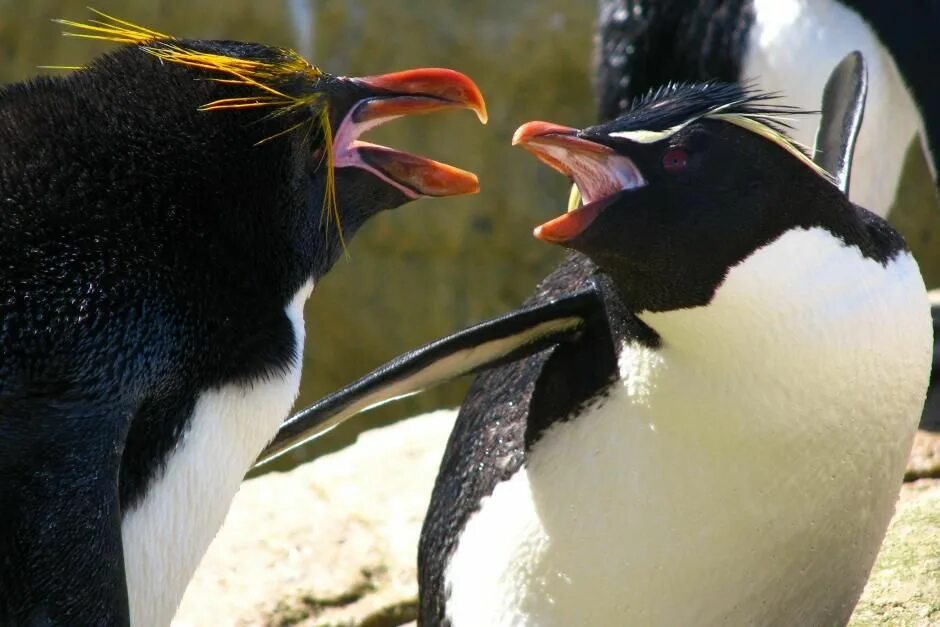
left=0, top=12, right=486, bottom=626
left=250, top=54, right=929, bottom=625
left=594, top=0, right=940, bottom=219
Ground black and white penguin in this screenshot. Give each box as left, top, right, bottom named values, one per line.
left=595, top=0, right=939, bottom=218
left=416, top=81, right=932, bottom=624
left=0, top=13, right=485, bottom=626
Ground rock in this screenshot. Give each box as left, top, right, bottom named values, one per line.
left=890, top=140, right=940, bottom=295
left=850, top=479, right=940, bottom=626
left=176, top=411, right=939, bottom=626
left=906, top=430, right=940, bottom=481
left=172, top=409, right=457, bottom=627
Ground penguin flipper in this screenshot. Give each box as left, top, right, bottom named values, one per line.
left=812, top=51, right=867, bottom=195
left=255, top=289, right=601, bottom=467
left=0, top=396, right=130, bottom=625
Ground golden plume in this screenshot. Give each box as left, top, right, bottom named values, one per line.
left=54, top=8, right=345, bottom=250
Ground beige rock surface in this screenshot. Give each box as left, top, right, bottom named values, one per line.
left=173, top=410, right=457, bottom=627
left=850, top=479, right=940, bottom=626
left=906, top=430, right=940, bottom=481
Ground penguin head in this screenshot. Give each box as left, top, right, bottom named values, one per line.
left=47, top=14, right=486, bottom=290
left=513, top=82, right=880, bottom=312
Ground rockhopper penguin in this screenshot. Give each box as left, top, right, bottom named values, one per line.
left=0, top=12, right=486, bottom=626
left=417, top=80, right=932, bottom=623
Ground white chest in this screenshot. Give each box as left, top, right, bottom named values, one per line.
left=744, top=0, right=924, bottom=216
left=445, top=231, right=931, bottom=626
left=121, top=282, right=312, bottom=627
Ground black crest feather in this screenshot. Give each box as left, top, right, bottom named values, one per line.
left=612, top=81, right=808, bottom=136
left=586, top=81, right=829, bottom=179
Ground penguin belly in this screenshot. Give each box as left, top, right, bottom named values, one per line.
left=443, top=230, right=930, bottom=626
left=744, top=0, right=923, bottom=217
left=121, top=281, right=312, bottom=627
left=444, top=381, right=891, bottom=626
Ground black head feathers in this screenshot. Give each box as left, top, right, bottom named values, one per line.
left=584, top=81, right=830, bottom=181
left=614, top=82, right=800, bottom=134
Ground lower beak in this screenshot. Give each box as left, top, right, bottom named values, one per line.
left=334, top=68, right=487, bottom=198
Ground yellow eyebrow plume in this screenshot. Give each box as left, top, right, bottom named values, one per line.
left=55, top=8, right=345, bottom=249
left=54, top=8, right=169, bottom=44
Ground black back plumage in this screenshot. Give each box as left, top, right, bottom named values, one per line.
left=417, top=253, right=664, bottom=624
left=594, top=0, right=753, bottom=121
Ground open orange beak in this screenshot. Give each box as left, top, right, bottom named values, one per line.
left=334, top=68, right=487, bottom=198
left=513, top=120, right=646, bottom=242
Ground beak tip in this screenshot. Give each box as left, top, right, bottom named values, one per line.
left=532, top=223, right=566, bottom=244
left=512, top=120, right=581, bottom=147
left=464, top=88, right=487, bottom=124
left=466, top=175, right=481, bottom=195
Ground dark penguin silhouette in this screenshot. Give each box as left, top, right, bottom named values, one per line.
left=0, top=12, right=486, bottom=626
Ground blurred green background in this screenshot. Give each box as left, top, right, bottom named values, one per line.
left=3, top=1, right=937, bottom=472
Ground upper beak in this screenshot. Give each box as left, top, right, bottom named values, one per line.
left=353, top=68, right=487, bottom=124
left=513, top=120, right=645, bottom=242
left=512, top=121, right=616, bottom=185
left=333, top=68, right=487, bottom=198
left=513, top=122, right=609, bottom=153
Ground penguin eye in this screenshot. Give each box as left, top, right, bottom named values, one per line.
left=662, top=148, right=689, bottom=172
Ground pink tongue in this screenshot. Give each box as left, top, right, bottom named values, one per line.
left=533, top=202, right=603, bottom=242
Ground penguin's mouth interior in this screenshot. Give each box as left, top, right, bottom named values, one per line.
left=334, top=69, right=488, bottom=199
left=512, top=121, right=646, bottom=242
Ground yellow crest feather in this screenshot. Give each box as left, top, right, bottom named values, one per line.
left=55, top=8, right=345, bottom=250
left=708, top=113, right=833, bottom=182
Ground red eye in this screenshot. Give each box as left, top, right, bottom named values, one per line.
left=662, top=148, right=688, bottom=172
